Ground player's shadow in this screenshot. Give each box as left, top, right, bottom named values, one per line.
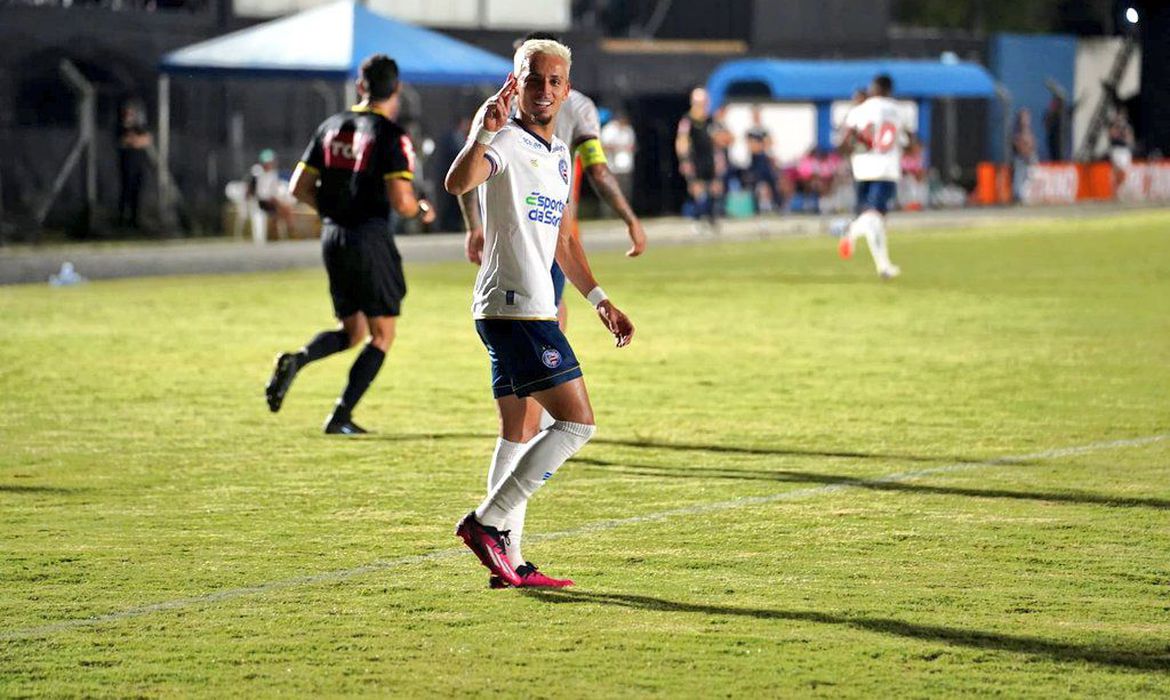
left=572, top=458, right=1170, bottom=511
left=359, top=434, right=1036, bottom=469
left=362, top=432, right=495, bottom=443
left=0, top=485, right=82, bottom=494
left=590, top=438, right=1032, bottom=467
left=523, top=590, right=1170, bottom=672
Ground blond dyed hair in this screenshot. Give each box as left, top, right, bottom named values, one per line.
left=513, top=39, right=572, bottom=78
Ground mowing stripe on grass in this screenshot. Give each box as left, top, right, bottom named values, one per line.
left=2, top=433, right=1165, bottom=641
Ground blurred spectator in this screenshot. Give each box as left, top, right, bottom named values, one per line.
left=712, top=105, right=735, bottom=204
left=792, top=148, right=835, bottom=213
left=1043, top=94, right=1067, bottom=161
left=1108, top=108, right=1134, bottom=190
left=743, top=106, right=782, bottom=213
left=248, top=149, right=294, bottom=239
left=116, top=101, right=151, bottom=229
left=600, top=111, right=636, bottom=201
left=899, top=149, right=926, bottom=210
left=1011, top=108, right=1037, bottom=201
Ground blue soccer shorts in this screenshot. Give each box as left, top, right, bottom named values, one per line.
left=855, top=180, right=897, bottom=215
left=474, top=318, right=582, bottom=399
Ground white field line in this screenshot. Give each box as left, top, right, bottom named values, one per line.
left=2, top=433, right=1165, bottom=642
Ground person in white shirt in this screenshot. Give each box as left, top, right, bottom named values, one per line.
left=600, top=112, right=636, bottom=180
left=248, top=149, right=296, bottom=238
left=445, top=38, right=635, bottom=589
left=836, top=75, right=917, bottom=279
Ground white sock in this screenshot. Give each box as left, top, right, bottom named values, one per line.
left=846, top=213, right=869, bottom=243
left=486, top=438, right=524, bottom=493
left=485, top=437, right=528, bottom=567
left=538, top=408, right=555, bottom=431
left=857, top=211, right=892, bottom=272
left=475, top=421, right=596, bottom=530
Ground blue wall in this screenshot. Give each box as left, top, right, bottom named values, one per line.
left=988, top=33, right=1077, bottom=162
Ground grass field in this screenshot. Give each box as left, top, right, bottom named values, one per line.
left=2, top=211, right=1169, bottom=696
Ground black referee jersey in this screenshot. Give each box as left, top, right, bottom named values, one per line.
left=298, top=106, right=416, bottom=228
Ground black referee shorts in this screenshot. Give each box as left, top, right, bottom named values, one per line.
left=321, top=220, right=406, bottom=319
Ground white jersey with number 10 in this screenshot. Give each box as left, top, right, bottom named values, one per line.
left=845, top=96, right=911, bottom=182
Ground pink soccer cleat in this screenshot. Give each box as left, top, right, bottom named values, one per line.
left=489, top=562, right=574, bottom=589
left=516, top=562, right=574, bottom=588
left=838, top=236, right=854, bottom=260
left=455, top=512, right=522, bottom=587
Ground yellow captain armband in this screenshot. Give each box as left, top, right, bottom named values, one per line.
left=575, top=138, right=608, bottom=168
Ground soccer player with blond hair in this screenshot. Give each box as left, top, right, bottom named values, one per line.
left=459, top=32, right=646, bottom=331
left=445, top=38, right=635, bottom=588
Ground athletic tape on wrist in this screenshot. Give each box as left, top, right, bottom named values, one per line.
left=586, top=286, right=608, bottom=307
left=475, top=128, right=498, bottom=146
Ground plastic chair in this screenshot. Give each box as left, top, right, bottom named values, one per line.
left=224, top=181, right=253, bottom=241
left=225, top=179, right=274, bottom=245
left=249, top=203, right=269, bottom=245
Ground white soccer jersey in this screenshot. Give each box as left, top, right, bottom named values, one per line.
left=473, top=120, right=572, bottom=320
left=845, top=96, right=912, bottom=182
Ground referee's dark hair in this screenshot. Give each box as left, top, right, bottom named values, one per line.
left=360, top=54, right=400, bottom=100
left=873, top=73, right=894, bottom=96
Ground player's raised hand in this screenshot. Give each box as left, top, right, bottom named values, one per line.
left=483, top=74, right=517, bottom=132
left=596, top=300, right=634, bottom=348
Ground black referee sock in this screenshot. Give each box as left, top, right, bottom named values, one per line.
left=339, top=343, right=386, bottom=412
left=297, top=329, right=350, bottom=368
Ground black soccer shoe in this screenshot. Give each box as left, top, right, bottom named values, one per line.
left=323, top=414, right=368, bottom=435
left=265, top=353, right=300, bottom=413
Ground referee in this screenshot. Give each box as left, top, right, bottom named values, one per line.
left=265, top=54, right=435, bottom=434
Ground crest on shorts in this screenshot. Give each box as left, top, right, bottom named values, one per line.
left=558, top=158, right=569, bottom=184
left=541, top=348, right=562, bottom=369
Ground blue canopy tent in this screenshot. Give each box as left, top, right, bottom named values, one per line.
left=160, top=0, right=513, bottom=84
left=154, top=0, right=513, bottom=211
left=705, top=58, right=1001, bottom=171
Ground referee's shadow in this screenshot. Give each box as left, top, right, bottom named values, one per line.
left=521, top=589, right=1168, bottom=672
left=570, top=456, right=1170, bottom=511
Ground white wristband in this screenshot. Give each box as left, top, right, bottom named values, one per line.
left=586, top=286, right=608, bottom=307
left=474, top=127, right=498, bottom=146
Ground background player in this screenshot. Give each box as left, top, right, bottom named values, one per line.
left=265, top=54, right=435, bottom=434
left=676, top=86, right=727, bottom=233
left=445, top=39, right=634, bottom=588
left=459, top=31, right=646, bottom=331
left=835, top=73, right=916, bottom=279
